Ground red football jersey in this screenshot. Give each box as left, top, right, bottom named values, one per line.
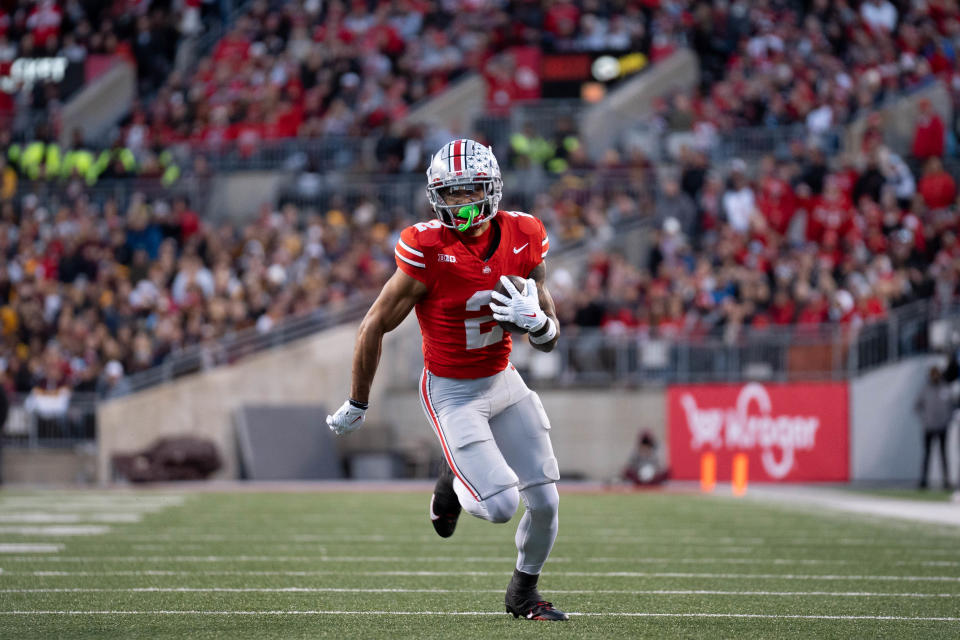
left=394, top=211, right=550, bottom=378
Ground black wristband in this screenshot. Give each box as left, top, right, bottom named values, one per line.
left=349, top=398, right=369, bottom=410
left=530, top=318, right=550, bottom=337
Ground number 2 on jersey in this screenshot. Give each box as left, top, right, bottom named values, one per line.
left=464, top=290, right=504, bottom=350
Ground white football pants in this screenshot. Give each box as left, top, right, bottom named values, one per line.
left=419, top=365, right=560, bottom=574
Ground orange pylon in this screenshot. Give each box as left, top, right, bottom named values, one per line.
left=700, top=452, right=716, bottom=493
left=732, top=453, right=749, bottom=497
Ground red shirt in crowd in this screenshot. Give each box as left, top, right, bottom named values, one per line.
left=807, top=190, right=854, bottom=243
left=26, top=1, right=62, bottom=47
left=756, top=176, right=796, bottom=235
left=912, top=112, right=945, bottom=159
left=919, top=170, right=957, bottom=209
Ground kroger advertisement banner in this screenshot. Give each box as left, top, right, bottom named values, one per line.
left=668, top=383, right=849, bottom=482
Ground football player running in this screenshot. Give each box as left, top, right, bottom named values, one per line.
left=327, top=139, right=567, bottom=621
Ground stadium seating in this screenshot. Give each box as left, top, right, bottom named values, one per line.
left=5, top=0, right=960, bottom=396
left=0, top=0, right=191, bottom=127
left=0, top=189, right=402, bottom=396
left=685, top=0, right=957, bottom=133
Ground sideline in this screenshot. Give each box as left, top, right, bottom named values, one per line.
left=745, top=486, right=960, bottom=528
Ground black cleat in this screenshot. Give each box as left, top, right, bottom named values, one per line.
left=430, top=463, right=461, bottom=538
left=505, top=569, right=570, bottom=621
left=505, top=600, right=570, bottom=621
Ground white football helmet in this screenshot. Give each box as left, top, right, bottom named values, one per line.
left=426, top=139, right=503, bottom=231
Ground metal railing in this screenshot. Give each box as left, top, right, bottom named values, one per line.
left=381, top=299, right=943, bottom=391
left=14, top=175, right=214, bottom=213
left=544, top=300, right=936, bottom=387
left=193, top=136, right=371, bottom=173
left=709, top=124, right=842, bottom=161
left=1, top=393, right=98, bottom=449
left=278, top=167, right=657, bottom=216
left=641, top=121, right=844, bottom=164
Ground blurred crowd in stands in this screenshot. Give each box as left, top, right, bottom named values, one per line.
left=112, top=0, right=960, bottom=156
left=8, top=0, right=960, bottom=401
left=132, top=0, right=657, bottom=150
left=8, top=0, right=960, bottom=173
left=0, top=0, right=195, bottom=125
left=551, top=138, right=959, bottom=345
left=684, top=0, right=960, bottom=135
left=0, top=187, right=415, bottom=400
left=6, top=121, right=960, bottom=394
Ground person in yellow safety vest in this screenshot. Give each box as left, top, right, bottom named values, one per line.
left=546, top=116, right=581, bottom=174
left=60, top=128, right=97, bottom=185
left=12, top=124, right=62, bottom=180
left=17, top=139, right=62, bottom=180
left=159, top=149, right=180, bottom=187
left=93, top=140, right=137, bottom=180
left=509, top=123, right=555, bottom=170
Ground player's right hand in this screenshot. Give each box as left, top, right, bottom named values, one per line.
left=326, top=399, right=367, bottom=436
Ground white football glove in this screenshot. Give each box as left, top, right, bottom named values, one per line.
left=489, top=276, right=548, bottom=333
left=326, top=399, right=367, bottom=436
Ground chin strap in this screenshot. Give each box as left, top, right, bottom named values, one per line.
left=456, top=204, right=480, bottom=231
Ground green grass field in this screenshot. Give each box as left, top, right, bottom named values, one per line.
left=1, top=487, right=958, bottom=639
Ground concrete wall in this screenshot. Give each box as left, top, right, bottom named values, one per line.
left=403, top=73, right=486, bottom=135
left=2, top=448, right=96, bottom=484
left=60, top=62, right=135, bottom=146
left=97, top=318, right=419, bottom=484
left=849, top=355, right=956, bottom=484
left=581, top=49, right=699, bottom=161
left=207, top=171, right=288, bottom=222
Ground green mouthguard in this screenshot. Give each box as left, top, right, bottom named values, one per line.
left=456, top=204, right=480, bottom=231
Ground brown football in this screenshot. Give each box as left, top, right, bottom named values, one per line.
left=493, top=275, right=529, bottom=334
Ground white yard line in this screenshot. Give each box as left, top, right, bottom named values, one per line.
left=1, top=554, right=949, bottom=565
left=0, top=555, right=328, bottom=563
left=0, top=544, right=63, bottom=553
left=103, top=531, right=954, bottom=545
left=0, top=514, right=141, bottom=523
left=0, top=610, right=956, bottom=621
left=0, top=526, right=109, bottom=536
left=99, top=533, right=957, bottom=553
left=0, top=587, right=957, bottom=598
left=10, top=570, right=960, bottom=581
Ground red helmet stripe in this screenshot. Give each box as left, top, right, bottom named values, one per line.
left=453, top=139, right=463, bottom=171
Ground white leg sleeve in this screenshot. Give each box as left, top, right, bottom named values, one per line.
left=456, top=478, right=519, bottom=524
left=515, top=482, right=559, bottom=574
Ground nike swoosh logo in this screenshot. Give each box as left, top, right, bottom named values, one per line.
left=523, top=313, right=537, bottom=318
left=350, top=416, right=362, bottom=424
left=512, top=243, right=529, bottom=254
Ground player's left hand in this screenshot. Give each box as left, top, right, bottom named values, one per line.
left=326, top=399, right=367, bottom=436
left=489, top=276, right=547, bottom=333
